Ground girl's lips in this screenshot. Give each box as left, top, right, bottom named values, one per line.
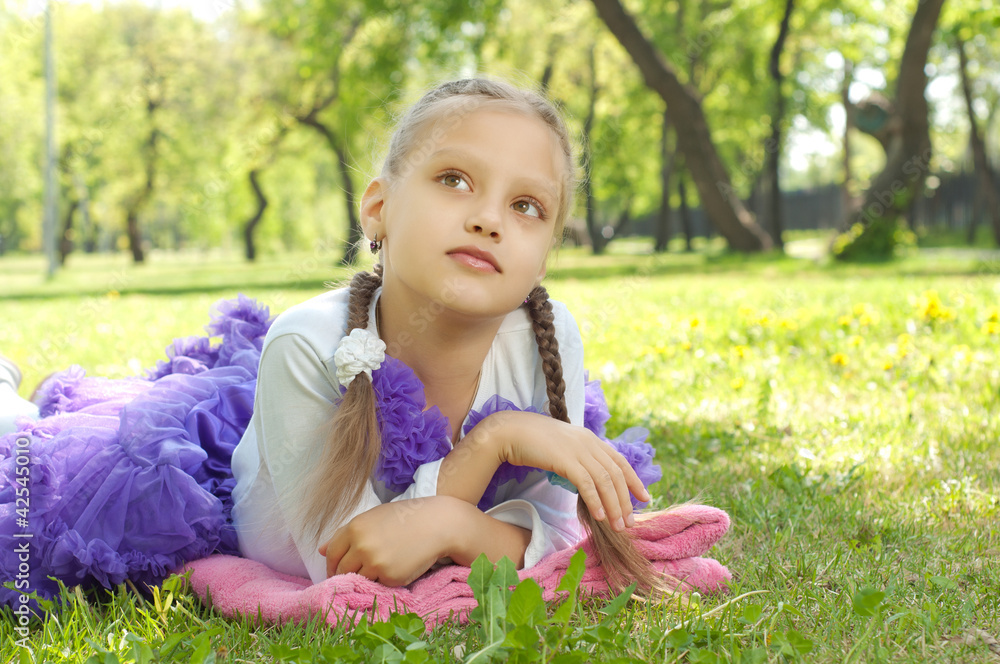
left=448, top=248, right=500, bottom=273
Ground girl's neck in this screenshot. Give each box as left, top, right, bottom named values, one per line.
left=376, top=288, right=501, bottom=440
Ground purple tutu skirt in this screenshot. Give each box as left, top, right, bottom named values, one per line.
left=0, top=296, right=272, bottom=610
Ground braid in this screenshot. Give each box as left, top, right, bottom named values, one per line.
left=346, top=264, right=383, bottom=332
left=524, top=285, right=568, bottom=423
left=525, top=286, right=679, bottom=596
left=301, top=267, right=385, bottom=543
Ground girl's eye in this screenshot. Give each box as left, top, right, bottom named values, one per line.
left=439, top=171, right=470, bottom=191
left=513, top=199, right=545, bottom=219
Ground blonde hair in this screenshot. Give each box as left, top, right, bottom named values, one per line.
left=301, top=78, right=672, bottom=594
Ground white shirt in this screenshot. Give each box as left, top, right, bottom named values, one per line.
left=231, top=287, right=586, bottom=584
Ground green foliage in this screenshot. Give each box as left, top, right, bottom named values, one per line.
left=832, top=218, right=917, bottom=261
left=462, top=551, right=644, bottom=663
left=2, top=0, right=997, bottom=260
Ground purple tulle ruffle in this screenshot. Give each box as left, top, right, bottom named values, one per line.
left=0, top=296, right=271, bottom=611
left=371, top=357, right=451, bottom=492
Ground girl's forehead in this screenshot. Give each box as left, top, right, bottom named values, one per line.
left=418, top=105, right=563, bottom=173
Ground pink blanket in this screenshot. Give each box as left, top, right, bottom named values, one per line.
left=182, top=505, right=731, bottom=627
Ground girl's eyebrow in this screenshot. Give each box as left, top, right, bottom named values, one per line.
left=428, top=147, right=560, bottom=205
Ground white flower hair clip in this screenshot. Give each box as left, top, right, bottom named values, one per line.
left=334, top=328, right=386, bottom=387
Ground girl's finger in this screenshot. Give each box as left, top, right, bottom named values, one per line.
left=333, top=549, right=362, bottom=577
left=324, top=535, right=350, bottom=578
left=568, top=463, right=606, bottom=523
left=582, top=454, right=631, bottom=531
left=609, top=448, right=650, bottom=508
left=601, top=451, right=636, bottom=527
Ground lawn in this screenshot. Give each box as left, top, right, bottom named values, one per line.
left=1, top=245, right=999, bottom=663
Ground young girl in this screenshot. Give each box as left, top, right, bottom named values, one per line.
left=231, top=78, right=662, bottom=590
left=0, top=79, right=663, bottom=613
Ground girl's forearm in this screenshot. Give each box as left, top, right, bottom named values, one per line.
left=437, top=410, right=518, bottom=504
left=442, top=498, right=532, bottom=568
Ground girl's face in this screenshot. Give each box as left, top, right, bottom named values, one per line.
left=362, top=107, right=564, bottom=321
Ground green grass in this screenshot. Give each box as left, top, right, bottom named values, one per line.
left=2, top=247, right=999, bottom=662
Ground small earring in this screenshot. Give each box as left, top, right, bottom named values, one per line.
left=369, top=233, right=382, bottom=254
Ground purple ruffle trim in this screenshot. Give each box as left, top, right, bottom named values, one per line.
left=583, top=372, right=612, bottom=438
left=0, top=295, right=272, bottom=611
left=371, top=357, right=451, bottom=493
left=147, top=294, right=269, bottom=380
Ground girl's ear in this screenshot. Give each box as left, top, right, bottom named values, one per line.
left=360, top=177, right=388, bottom=239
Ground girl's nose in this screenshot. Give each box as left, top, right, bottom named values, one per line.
left=465, top=202, right=503, bottom=240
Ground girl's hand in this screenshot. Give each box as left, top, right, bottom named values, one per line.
left=319, top=498, right=451, bottom=586
left=485, top=411, right=649, bottom=532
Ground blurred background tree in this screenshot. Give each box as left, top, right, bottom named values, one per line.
left=0, top=0, right=996, bottom=266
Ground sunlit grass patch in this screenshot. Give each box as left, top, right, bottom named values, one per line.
left=2, top=249, right=999, bottom=662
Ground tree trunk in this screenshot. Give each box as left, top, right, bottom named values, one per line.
left=765, top=0, right=794, bottom=250
left=125, top=83, right=161, bottom=264
left=299, top=116, right=362, bottom=265
left=678, top=174, right=694, bottom=252
left=58, top=199, right=78, bottom=266
left=73, top=174, right=95, bottom=253
left=243, top=168, right=269, bottom=262
left=580, top=45, right=607, bottom=255
left=834, top=0, right=946, bottom=260
left=539, top=40, right=558, bottom=94
left=612, top=200, right=633, bottom=237
left=655, top=110, right=675, bottom=252
left=841, top=57, right=855, bottom=219
left=957, top=36, right=1000, bottom=246
left=333, top=138, right=362, bottom=265
left=966, top=171, right=983, bottom=244
left=590, top=0, right=772, bottom=251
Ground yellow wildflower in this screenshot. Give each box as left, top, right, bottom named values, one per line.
left=731, top=377, right=746, bottom=390
left=106, top=290, right=120, bottom=300
left=882, top=361, right=894, bottom=371
left=689, top=317, right=701, bottom=329
left=737, top=305, right=754, bottom=318
left=989, top=310, right=999, bottom=323
left=732, top=345, right=749, bottom=359
left=680, top=341, right=693, bottom=351
left=831, top=353, right=849, bottom=367
left=849, top=335, right=864, bottom=347
left=837, top=315, right=853, bottom=327
left=779, top=318, right=799, bottom=331
left=917, top=290, right=955, bottom=322
left=892, top=333, right=914, bottom=360
left=983, top=321, right=1000, bottom=335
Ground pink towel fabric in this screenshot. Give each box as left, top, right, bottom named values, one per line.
left=182, top=504, right=731, bottom=627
